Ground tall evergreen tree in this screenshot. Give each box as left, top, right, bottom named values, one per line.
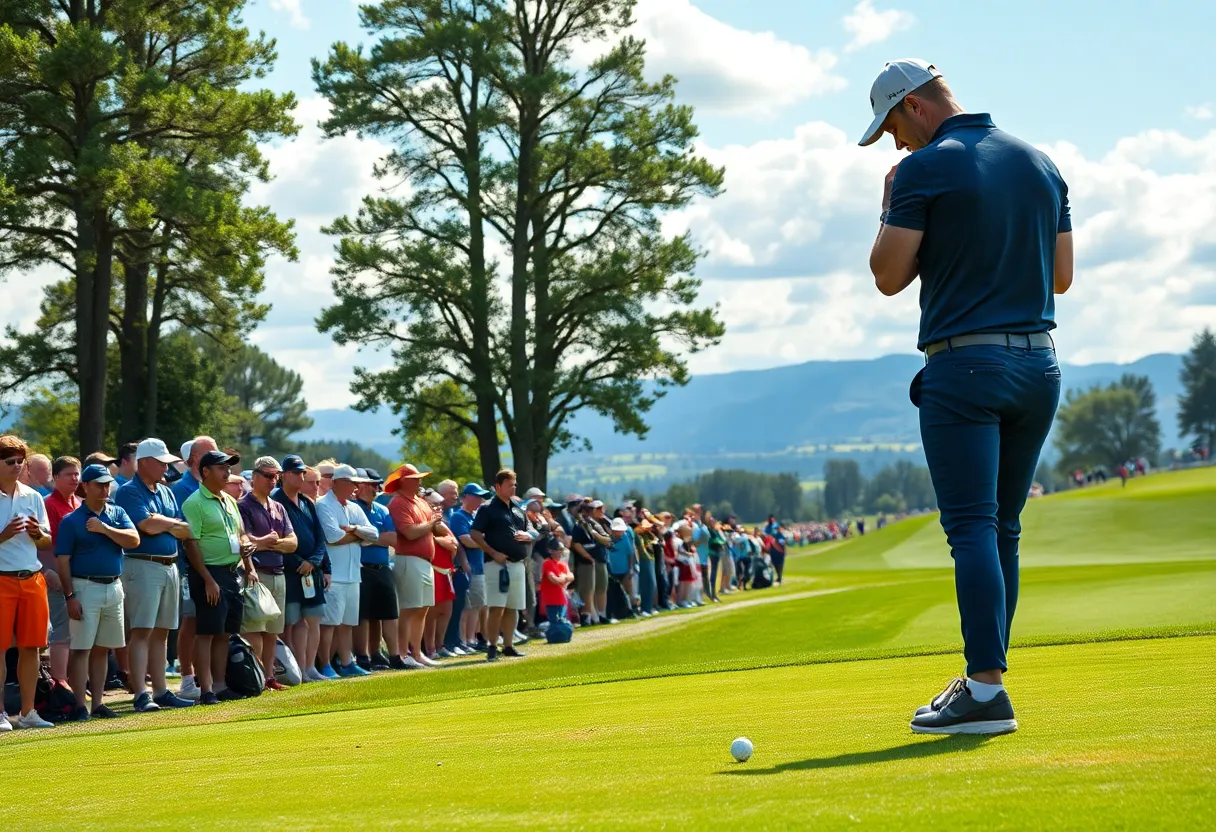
left=1178, top=327, right=1216, bottom=454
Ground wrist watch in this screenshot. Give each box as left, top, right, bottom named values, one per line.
left=65, top=592, right=76, bottom=601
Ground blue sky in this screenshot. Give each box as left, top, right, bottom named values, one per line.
left=6, top=0, right=1216, bottom=408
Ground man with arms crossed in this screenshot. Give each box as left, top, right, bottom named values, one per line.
left=56, top=464, right=141, bottom=719
left=386, top=464, right=439, bottom=669
left=316, top=465, right=378, bottom=677
left=863, top=59, right=1071, bottom=734
left=470, top=470, right=532, bottom=662
left=113, top=439, right=196, bottom=711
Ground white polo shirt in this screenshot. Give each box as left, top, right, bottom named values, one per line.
left=316, top=491, right=378, bottom=584
left=0, top=482, right=50, bottom=572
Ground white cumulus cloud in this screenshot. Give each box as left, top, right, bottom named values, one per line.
left=616, top=0, right=846, bottom=116
left=842, top=0, right=914, bottom=53
left=1186, top=103, right=1213, bottom=120
left=268, top=0, right=310, bottom=30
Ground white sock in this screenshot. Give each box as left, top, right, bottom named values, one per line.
left=967, top=678, right=1004, bottom=702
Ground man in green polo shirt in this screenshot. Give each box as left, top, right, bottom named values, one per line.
left=181, top=450, right=259, bottom=706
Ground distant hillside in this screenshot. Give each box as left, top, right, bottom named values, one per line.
left=296, top=352, right=1188, bottom=493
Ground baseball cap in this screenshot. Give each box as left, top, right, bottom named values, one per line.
left=199, top=449, right=240, bottom=470
left=180, top=440, right=194, bottom=461
left=135, top=437, right=180, bottom=464
left=858, top=58, right=942, bottom=146
left=81, top=463, right=114, bottom=484
left=545, top=536, right=564, bottom=553
left=610, top=517, right=628, bottom=533
left=332, top=464, right=368, bottom=482
left=565, top=494, right=583, bottom=505
left=589, top=500, right=604, bottom=509
left=281, top=454, right=307, bottom=473
left=522, top=486, right=545, bottom=501
left=358, top=468, right=383, bottom=484
left=461, top=482, right=491, bottom=498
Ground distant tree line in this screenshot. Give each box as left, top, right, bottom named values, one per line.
left=823, top=459, right=936, bottom=517
left=632, top=462, right=936, bottom=523
left=1050, top=328, right=1216, bottom=477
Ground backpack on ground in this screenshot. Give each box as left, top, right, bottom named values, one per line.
left=751, top=562, right=775, bottom=590
left=3, top=650, right=76, bottom=721
left=273, top=638, right=302, bottom=687
left=225, top=634, right=265, bottom=697
left=546, top=620, right=573, bottom=644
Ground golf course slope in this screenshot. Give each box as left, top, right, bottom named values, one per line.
left=1, top=467, right=1213, bottom=830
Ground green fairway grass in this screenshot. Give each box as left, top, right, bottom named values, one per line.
left=1, top=467, right=1213, bottom=829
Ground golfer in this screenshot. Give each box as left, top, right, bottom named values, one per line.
left=863, top=60, right=1072, bottom=734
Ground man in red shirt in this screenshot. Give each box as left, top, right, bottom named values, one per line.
left=386, top=464, right=439, bottom=669
left=41, top=455, right=82, bottom=680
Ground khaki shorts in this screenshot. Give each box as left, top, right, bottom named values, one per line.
left=466, top=574, right=487, bottom=609
left=394, top=555, right=434, bottom=609
left=122, top=557, right=181, bottom=631
left=321, top=580, right=360, bottom=627
left=69, top=578, right=126, bottom=651
left=484, top=561, right=526, bottom=611
left=241, top=572, right=287, bottom=635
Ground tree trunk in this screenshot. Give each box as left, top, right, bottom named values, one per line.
left=464, top=92, right=502, bottom=485
left=75, top=209, right=112, bottom=453
left=117, top=254, right=149, bottom=443
left=507, top=131, right=535, bottom=486
left=144, top=254, right=170, bottom=436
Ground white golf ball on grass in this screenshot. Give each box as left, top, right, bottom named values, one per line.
left=730, top=737, right=753, bottom=762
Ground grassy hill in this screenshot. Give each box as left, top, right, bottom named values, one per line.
left=2, top=467, right=1212, bottom=830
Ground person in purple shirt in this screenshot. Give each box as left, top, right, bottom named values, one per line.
left=238, top=456, right=298, bottom=688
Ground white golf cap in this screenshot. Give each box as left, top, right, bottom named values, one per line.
left=610, top=517, right=628, bottom=533
left=858, top=58, right=942, bottom=147
left=136, top=438, right=181, bottom=464
left=180, top=440, right=194, bottom=461
left=523, top=486, right=546, bottom=501
left=332, top=463, right=368, bottom=482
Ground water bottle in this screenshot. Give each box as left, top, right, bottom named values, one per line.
left=302, top=573, right=316, bottom=599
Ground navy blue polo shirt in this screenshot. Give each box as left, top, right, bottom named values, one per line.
left=884, top=113, right=1071, bottom=350
left=55, top=503, right=135, bottom=578
left=113, top=476, right=182, bottom=558
left=356, top=498, right=393, bottom=566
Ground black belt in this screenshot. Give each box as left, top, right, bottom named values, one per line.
left=204, top=563, right=241, bottom=574
left=924, top=332, right=1054, bottom=359
left=127, top=554, right=177, bottom=565
left=0, top=570, right=37, bottom=580
left=76, top=575, right=119, bottom=584
left=362, top=563, right=387, bottom=571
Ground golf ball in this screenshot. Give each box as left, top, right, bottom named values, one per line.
left=731, top=737, right=753, bottom=762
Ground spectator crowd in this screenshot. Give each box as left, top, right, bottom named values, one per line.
left=0, top=432, right=793, bottom=729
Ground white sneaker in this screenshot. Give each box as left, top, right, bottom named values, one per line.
left=304, top=668, right=329, bottom=682
left=0, top=713, right=12, bottom=732
left=401, top=656, right=425, bottom=670
left=178, top=675, right=201, bottom=701
left=416, top=654, right=440, bottom=668
left=14, top=710, right=54, bottom=730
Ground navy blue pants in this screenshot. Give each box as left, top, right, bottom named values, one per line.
left=915, top=343, right=1060, bottom=675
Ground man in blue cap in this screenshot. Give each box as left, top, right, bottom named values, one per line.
left=864, top=59, right=1072, bottom=735
left=55, top=464, right=141, bottom=719
left=273, top=454, right=331, bottom=682
left=448, top=482, right=490, bottom=652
